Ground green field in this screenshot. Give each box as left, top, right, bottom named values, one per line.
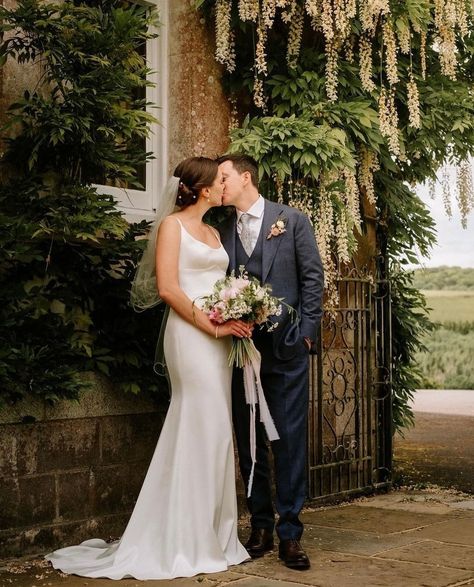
left=416, top=289, right=474, bottom=389
left=421, top=290, right=474, bottom=323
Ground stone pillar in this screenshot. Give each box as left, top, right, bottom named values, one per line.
left=167, top=0, right=231, bottom=169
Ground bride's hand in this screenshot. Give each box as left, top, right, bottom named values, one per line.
left=216, top=320, right=253, bottom=339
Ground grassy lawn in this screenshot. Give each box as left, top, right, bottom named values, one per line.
left=421, top=290, right=474, bottom=323
left=415, top=290, right=474, bottom=389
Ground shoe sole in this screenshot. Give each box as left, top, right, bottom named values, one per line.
left=247, top=545, right=274, bottom=559
left=285, top=563, right=311, bottom=570
left=278, top=553, right=310, bottom=570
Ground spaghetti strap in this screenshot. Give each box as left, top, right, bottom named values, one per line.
left=207, top=225, right=221, bottom=244
left=170, top=217, right=222, bottom=250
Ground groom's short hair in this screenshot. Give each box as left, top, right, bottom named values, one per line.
left=216, top=154, right=259, bottom=188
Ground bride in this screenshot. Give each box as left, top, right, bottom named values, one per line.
left=45, top=157, right=251, bottom=580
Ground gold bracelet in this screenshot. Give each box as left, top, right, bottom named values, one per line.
left=215, top=326, right=219, bottom=339
left=191, top=300, right=197, bottom=325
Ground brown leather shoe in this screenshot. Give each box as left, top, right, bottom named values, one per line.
left=244, top=528, right=274, bottom=558
left=278, top=539, right=311, bottom=570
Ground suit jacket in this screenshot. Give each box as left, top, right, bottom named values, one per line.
left=219, top=199, right=324, bottom=360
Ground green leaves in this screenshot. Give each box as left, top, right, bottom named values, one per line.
left=0, top=0, right=165, bottom=406
left=0, top=0, right=158, bottom=185
left=229, top=115, right=355, bottom=182
left=390, top=268, right=435, bottom=433
left=196, top=0, right=474, bottom=433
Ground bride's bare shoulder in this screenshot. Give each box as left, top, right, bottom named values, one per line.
left=158, top=215, right=182, bottom=238
left=161, top=214, right=182, bottom=226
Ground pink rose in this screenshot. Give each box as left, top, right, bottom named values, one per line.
left=220, top=287, right=240, bottom=301
left=233, top=277, right=250, bottom=291
left=208, top=307, right=224, bottom=323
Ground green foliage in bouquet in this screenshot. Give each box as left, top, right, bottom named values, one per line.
left=0, top=0, right=164, bottom=406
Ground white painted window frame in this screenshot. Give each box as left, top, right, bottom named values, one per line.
left=94, top=0, right=168, bottom=222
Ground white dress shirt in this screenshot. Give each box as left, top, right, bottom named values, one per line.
left=236, top=195, right=265, bottom=254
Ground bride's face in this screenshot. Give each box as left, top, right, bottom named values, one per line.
left=205, top=169, right=224, bottom=207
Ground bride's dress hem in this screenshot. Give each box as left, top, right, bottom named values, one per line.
left=45, top=549, right=250, bottom=581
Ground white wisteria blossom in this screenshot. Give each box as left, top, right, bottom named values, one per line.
left=407, top=73, right=421, bottom=129
left=215, top=0, right=235, bottom=72
left=211, top=0, right=472, bottom=156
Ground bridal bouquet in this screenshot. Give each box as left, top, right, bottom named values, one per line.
left=200, top=267, right=290, bottom=496
left=201, top=267, right=283, bottom=367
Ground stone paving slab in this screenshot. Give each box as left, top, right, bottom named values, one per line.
left=302, top=523, right=427, bottom=556
left=0, top=567, right=235, bottom=587
left=376, top=539, right=474, bottom=571
left=225, top=578, right=312, bottom=587
left=451, top=500, right=474, bottom=511
left=3, top=489, right=474, bottom=587
left=0, top=562, right=244, bottom=587
left=352, top=492, right=474, bottom=516
left=301, top=505, right=454, bottom=534
left=233, top=547, right=474, bottom=587
left=414, top=518, right=474, bottom=546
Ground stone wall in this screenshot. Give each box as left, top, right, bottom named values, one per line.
left=0, top=376, right=166, bottom=559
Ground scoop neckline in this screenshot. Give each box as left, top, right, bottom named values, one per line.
left=178, top=221, right=222, bottom=251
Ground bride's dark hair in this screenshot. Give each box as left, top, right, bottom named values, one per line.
left=174, top=157, right=219, bottom=207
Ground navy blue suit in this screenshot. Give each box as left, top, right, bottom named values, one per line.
left=219, top=199, right=323, bottom=541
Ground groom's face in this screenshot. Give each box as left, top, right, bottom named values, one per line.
left=219, top=160, right=244, bottom=207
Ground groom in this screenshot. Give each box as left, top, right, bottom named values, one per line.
left=217, top=154, right=323, bottom=570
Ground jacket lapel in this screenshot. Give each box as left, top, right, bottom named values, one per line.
left=262, top=199, right=285, bottom=283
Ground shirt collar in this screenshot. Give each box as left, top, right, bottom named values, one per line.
left=236, top=195, right=264, bottom=222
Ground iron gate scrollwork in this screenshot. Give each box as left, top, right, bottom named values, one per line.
left=307, top=261, right=392, bottom=501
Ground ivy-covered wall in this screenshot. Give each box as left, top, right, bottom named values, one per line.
left=196, top=0, right=474, bottom=432
left=0, top=0, right=232, bottom=408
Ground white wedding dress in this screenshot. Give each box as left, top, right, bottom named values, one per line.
left=46, top=218, right=249, bottom=580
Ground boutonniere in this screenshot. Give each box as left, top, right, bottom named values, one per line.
left=266, top=216, right=287, bottom=240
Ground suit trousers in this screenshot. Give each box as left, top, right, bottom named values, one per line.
left=232, top=333, right=310, bottom=541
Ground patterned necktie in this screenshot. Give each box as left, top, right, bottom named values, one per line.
left=239, top=213, right=254, bottom=257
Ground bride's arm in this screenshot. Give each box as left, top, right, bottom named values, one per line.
left=156, top=217, right=250, bottom=339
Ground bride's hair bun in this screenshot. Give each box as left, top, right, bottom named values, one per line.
left=176, top=180, right=198, bottom=207
left=173, top=157, right=219, bottom=208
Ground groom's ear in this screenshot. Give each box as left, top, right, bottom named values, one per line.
left=242, top=171, right=251, bottom=186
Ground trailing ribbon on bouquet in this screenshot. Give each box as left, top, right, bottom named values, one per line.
left=242, top=339, right=279, bottom=498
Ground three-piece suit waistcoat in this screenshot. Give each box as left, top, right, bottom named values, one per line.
left=235, top=223, right=264, bottom=282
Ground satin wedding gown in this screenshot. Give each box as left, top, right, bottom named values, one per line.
left=46, top=217, right=249, bottom=580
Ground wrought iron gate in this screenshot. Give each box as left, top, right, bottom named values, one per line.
left=307, top=265, right=392, bottom=501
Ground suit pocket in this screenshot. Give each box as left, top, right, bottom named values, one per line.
left=273, top=321, right=301, bottom=361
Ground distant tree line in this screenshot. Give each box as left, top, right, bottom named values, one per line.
left=412, top=266, right=474, bottom=291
